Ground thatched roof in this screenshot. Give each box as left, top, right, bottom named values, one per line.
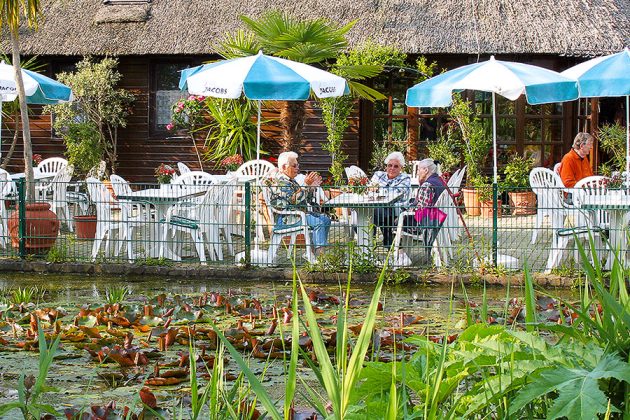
left=4, top=0, right=629, bottom=57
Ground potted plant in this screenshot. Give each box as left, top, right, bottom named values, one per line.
left=449, top=96, right=492, bottom=216
left=503, top=154, right=537, bottom=215
left=477, top=177, right=502, bottom=219
left=44, top=57, right=135, bottom=177
left=426, top=124, right=462, bottom=180
left=74, top=204, right=97, bottom=240
left=155, top=163, right=177, bottom=184
left=219, top=154, right=244, bottom=173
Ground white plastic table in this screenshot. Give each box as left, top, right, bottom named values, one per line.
left=580, top=193, right=630, bottom=269
left=324, top=192, right=402, bottom=253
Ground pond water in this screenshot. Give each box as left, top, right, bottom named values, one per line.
left=0, top=272, right=578, bottom=417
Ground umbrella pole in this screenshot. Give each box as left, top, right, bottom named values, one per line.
left=491, top=92, right=498, bottom=267
left=626, top=95, right=629, bottom=176
left=256, top=100, right=261, bottom=161
left=0, top=98, right=2, bottom=160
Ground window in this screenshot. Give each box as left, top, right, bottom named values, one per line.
left=149, top=61, right=192, bottom=136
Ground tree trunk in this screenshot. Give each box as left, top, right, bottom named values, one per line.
left=1, top=109, right=20, bottom=169
left=280, top=101, right=306, bottom=153
left=11, top=32, right=35, bottom=202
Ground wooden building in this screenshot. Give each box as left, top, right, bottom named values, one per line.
left=1, top=0, right=628, bottom=182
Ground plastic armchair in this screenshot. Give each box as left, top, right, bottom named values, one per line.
left=159, top=184, right=233, bottom=264
left=234, top=160, right=276, bottom=179
left=37, top=157, right=68, bottom=177
left=46, top=165, right=74, bottom=231
left=529, top=167, right=572, bottom=244
left=260, top=179, right=314, bottom=264
left=344, top=165, right=367, bottom=180
left=177, top=162, right=192, bottom=175
left=444, top=166, right=466, bottom=241
left=0, top=172, right=10, bottom=247
left=86, top=177, right=122, bottom=261
left=392, top=190, right=452, bottom=268
left=573, top=176, right=610, bottom=229
left=110, top=174, right=153, bottom=261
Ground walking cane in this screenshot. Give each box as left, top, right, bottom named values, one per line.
left=440, top=178, right=483, bottom=264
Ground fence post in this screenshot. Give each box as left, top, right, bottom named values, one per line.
left=492, top=182, right=498, bottom=267
left=244, top=181, right=251, bottom=267
left=17, top=178, right=26, bottom=258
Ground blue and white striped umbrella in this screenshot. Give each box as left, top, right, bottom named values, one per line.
left=179, top=50, right=347, bottom=101
left=562, top=48, right=630, bottom=174
left=179, top=51, right=348, bottom=161
left=0, top=61, right=73, bottom=158
left=0, top=61, right=73, bottom=104
left=406, top=56, right=579, bottom=183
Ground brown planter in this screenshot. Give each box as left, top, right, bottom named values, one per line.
left=462, top=187, right=480, bottom=216
left=74, top=214, right=97, bottom=240
left=8, top=202, right=60, bottom=253
left=480, top=199, right=502, bottom=219
left=508, top=191, right=537, bottom=215
left=282, top=233, right=306, bottom=247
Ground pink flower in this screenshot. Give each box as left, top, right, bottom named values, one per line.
left=166, top=123, right=174, bottom=131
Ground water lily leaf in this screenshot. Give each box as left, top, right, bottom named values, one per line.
left=76, top=315, right=98, bottom=328
left=139, top=316, right=163, bottom=327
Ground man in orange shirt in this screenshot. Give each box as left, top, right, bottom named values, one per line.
left=559, top=132, right=594, bottom=188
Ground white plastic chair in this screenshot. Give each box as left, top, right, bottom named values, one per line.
left=177, top=162, right=192, bottom=175
left=445, top=166, right=466, bottom=241
left=392, top=190, right=452, bottom=268
left=573, top=176, right=610, bottom=229
left=530, top=167, right=570, bottom=244
left=261, top=177, right=314, bottom=264
left=234, top=160, right=276, bottom=179
left=160, top=183, right=234, bottom=264
left=43, top=165, right=74, bottom=231
left=87, top=177, right=122, bottom=261
left=344, top=165, right=367, bottom=180
left=110, top=174, right=152, bottom=261
left=0, top=169, right=17, bottom=248
left=540, top=173, right=605, bottom=273
left=37, top=157, right=68, bottom=177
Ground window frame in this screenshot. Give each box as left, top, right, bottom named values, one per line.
left=148, top=58, right=196, bottom=139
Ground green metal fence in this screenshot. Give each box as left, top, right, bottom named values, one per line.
left=0, top=178, right=625, bottom=273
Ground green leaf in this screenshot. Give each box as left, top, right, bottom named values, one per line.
left=509, top=352, right=630, bottom=419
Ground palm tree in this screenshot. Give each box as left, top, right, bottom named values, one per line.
left=0, top=0, right=42, bottom=201
left=217, top=11, right=384, bottom=152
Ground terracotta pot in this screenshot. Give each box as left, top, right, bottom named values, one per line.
left=74, top=214, right=97, bottom=240
left=282, top=233, right=306, bottom=247
left=8, top=202, right=60, bottom=253
left=462, top=187, right=480, bottom=216
left=480, top=199, right=502, bottom=219
left=508, top=191, right=537, bottom=215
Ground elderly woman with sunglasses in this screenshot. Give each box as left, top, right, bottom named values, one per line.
left=370, top=151, right=411, bottom=247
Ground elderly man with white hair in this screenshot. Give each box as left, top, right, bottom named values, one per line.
left=370, top=151, right=411, bottom=247
left=265, top=151, right=331, bottom=259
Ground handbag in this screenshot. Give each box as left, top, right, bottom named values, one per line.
left=414, top=207, right=447, bottom=225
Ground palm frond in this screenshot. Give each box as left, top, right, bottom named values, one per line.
left=215, top=29, right=260, bottom=59
left=347, top=81, right=387, bottom=101
left=334, top=64, right=383, bottom=81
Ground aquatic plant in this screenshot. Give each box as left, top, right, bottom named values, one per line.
left=104, top=285, right=130, bottom=305
left=10, top=287, right=38, bottom=305
left=0, top=321, right=61, bottom=419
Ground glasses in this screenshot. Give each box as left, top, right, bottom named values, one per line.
left=387, top=164, right=400, bottom=168
left=289, top=163, right=299, bottom=168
